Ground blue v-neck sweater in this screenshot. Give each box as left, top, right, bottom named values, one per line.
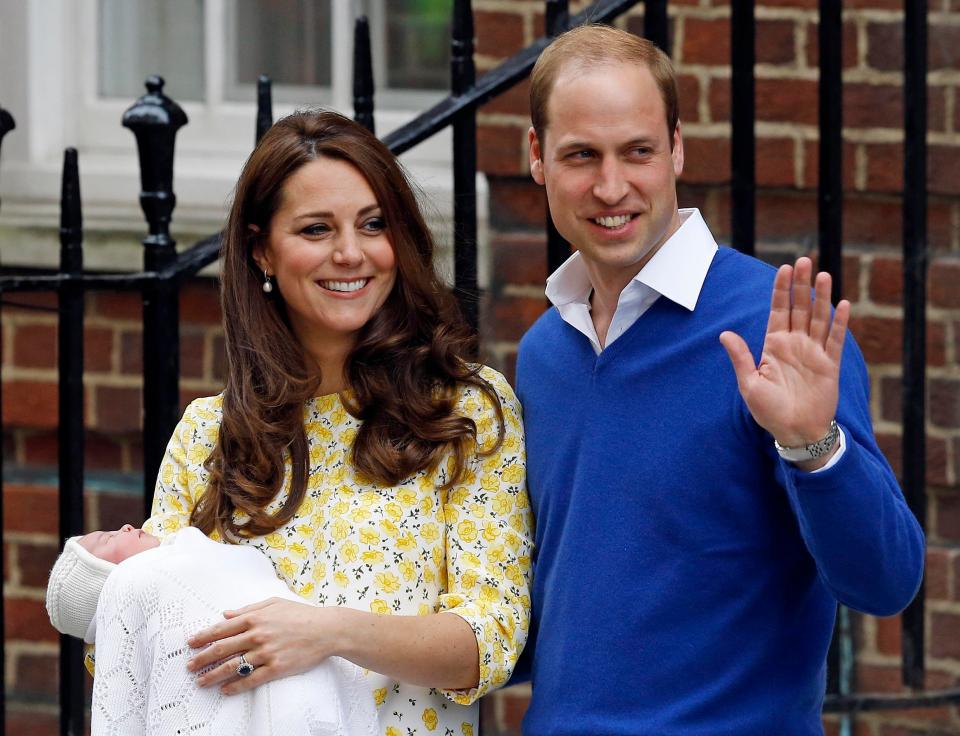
left=515, top=247, right=924, bottom=736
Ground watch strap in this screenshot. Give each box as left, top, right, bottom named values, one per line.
left=774, top=420, right=840, bottom=463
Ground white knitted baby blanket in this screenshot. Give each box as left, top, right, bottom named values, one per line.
left=91, top=527, right=377, bottom=736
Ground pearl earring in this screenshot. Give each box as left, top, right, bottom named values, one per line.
left=262, top=271, right=274, bottom=294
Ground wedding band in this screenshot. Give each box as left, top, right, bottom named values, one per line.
left=236, top=653, right=255, bottom=677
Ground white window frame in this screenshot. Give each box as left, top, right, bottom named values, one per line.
left=0, top=0, right=482, bottom=278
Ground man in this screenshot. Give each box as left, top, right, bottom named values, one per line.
left=514, top=24, right=924, bottom=735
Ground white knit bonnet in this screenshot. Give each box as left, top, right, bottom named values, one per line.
left=45, top=536, right=116, bottom=643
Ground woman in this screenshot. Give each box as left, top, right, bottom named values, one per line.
left=142, top=110, right=532, bottom=735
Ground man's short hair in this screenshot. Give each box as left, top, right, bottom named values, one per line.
left=529, top=24, right=679, bottom=146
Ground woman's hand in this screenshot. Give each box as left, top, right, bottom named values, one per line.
left=186, top=597, right=345, bottom=694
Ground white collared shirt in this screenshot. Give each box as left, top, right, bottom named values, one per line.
left=543, top=207, right=846, bottom=471
left=545, top=208, right=716, bottom=354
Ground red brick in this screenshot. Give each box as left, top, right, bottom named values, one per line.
left=478, top=124, right=527, bottom=177
left=756, top=138, right=797, bottom=188
left=5, top=708, right=58, bottom=736
left=3, top=484, right=58, bottom=535
left=181, top=331, right=205, bottom=380
left=680, top=136, right=731, bottom=184
left=92, top=291, right=141, bottom=320
left=843, top=0, right=902, bottom=8
left=926, top=546, right=951, bottom=601
left=4, top=292, right=57, bottom=310
left=5, top=596, right=58, bottom=642
left=845, top=83, right=904, bottom=130
left=757, top=0, right=817, bottom=8
left=930, top=23, right=960, bottom=70
left=120, top=330, right=142, bottom=374
left=869, top=257, right=903, bottom=305
left=87, top=432, right=126, bottom=471
left=94, top=490, right=148, bottom=531
left=864, top=143, right=903, bottom=192
left=476, top=11, right=525, bottom=59
left=866, top=22, right=902, bottom=72
left=930, top=259, right=960, bottom=308
left=481, top=294, right=548, bottom=342
left=180, top=280, right=222, bottom=326
left=84, top=325, right=114, bottom=373
left=12, top=323, right=57, bottom=370
left=929, top=378, right=960, bottom=429
left=842, top=254, right=861, bottom=303
left=876, top=614, right=902, bottom=656
left=801, top=140, right=857, bottom=191
left=624, top=15, right=677, bottom=54
left=682, top=17, right=730, bottom=66
left=856, top=662, right=904, bottom=693
left=930, top=611, right=960, bottom=658
left=708, top=78, right=730, bottom=124
left=14, top=651, right=58, bottom=699
left=95, top=385, right=142, bottom=433
left=2, top=380, right=58, bottom=428
left=757, top=78, right=819, bottom=125
left=757, top=19, right=797, bottom=66
left=676, top=74, right=700, bottom=123
left=929, top=145, right=960, bottom=195
left=492, top=233, right=549, bottom=288
left=805, top=20, right=859, bottom=69
left=489, top=176, right=547, bottom=232
left=481, top=77, right=531, bottom=117
left=755, top=192, right=817, bottom=242
left=844, top=198, right=902, bottom=248
left=880, top=375, right=901, bottom=424
left=954, top=553, right=960, bottom=601
left=937, top=492, right=960, bottom=541
left=850, top=316, right=946, bottom=365
left=876, top=432, right=948, bottom=487
left=15, top=541, right=59, bottom=589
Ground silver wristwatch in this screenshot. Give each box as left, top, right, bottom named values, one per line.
left=774, top=420, right=840, bottom=463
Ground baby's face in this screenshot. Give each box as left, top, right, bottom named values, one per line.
left=78, top=524, right=160, bottom=563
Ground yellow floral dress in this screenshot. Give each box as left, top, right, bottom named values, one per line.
left=142, top=366, right=533, bottom=736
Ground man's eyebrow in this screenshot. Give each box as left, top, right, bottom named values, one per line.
left=292, top=204, right=381, bottom=221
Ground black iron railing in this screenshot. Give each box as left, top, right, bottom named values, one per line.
left=0, top=0, right=954, bottom=733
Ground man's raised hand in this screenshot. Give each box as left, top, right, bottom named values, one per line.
left=719, top=257, right=850, bottom=471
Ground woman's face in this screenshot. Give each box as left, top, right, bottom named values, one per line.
left=79, top=525, right=160, bottom=564
left=254, top=156, right=398, bottom=353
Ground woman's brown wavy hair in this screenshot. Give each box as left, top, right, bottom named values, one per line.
left=192, top=110, right=504, bottom=540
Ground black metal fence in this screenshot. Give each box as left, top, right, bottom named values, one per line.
left=0, top=0, right=952, bottom=733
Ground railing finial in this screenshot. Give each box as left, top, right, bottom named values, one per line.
left=353, top=16, right=375, bottom=134
left=122, top=75, right=188, bottom=254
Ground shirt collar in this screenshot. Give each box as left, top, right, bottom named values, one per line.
left=545, top=208, right=718, bottom=311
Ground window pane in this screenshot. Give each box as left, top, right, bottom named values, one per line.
left=99, top=0, right=205, bottom=102
left=234, top=0, right=332, bottom=88
left=384, top=0, right=450, bottom=91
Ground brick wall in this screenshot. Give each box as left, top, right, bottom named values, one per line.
left=2, top=1, right=959, bottom=733
left=473, top=1, right=960, bottom=734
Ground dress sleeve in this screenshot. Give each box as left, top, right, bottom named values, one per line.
left=436, top=367, right=534, bottom=705
left=142, top=396, right=223, bottom=540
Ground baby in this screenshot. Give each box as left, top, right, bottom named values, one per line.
left=46, top=525, right=377, bottom=736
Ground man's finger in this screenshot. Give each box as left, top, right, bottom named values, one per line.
left=719, top=331, right=756, bottom=391
left=826, top=299, right=850, bottom=363
left=790, top=257, right=813, bottom=334
left=809, top=271, right=833, bottom=346
left=766, top=265, right=792, bottom=335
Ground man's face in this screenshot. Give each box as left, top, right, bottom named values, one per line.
left=529, top=62, right=684, bottom=290
left=78, top=524, right=160, bottom=564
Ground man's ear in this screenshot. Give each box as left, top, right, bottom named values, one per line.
left=248, top=225, right=271, bottom=274
left=528, top=126, right=545, bottom=186
left=671, top=121, right=684, bottom=178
